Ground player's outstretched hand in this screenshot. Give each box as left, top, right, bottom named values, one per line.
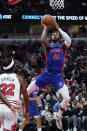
left=41, top=20, right=48, bottom=30
left=53, top=19, right=59, bottom=30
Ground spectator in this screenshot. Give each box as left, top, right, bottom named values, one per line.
left=82, top=102, right=87, bottom=130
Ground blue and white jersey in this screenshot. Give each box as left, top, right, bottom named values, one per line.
left=29, top=89, right=39, bottom=106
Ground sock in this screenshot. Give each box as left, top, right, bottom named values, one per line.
left=66, top=129, right=70, bottom=131
left=19, top=129, right=22, bottom=131
left=37, top=128, right=42, bottom=131
left=73, top=127, right=77, bottom=131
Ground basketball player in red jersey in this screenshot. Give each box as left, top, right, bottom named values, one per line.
left=27, top=19, right=71, bottom=129
left=0, top=89, right=22, bottom=131
left=0, top=89, right=22, bottom=111
left=0, top=58, right=29, bottom=131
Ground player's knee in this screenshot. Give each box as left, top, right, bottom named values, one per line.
left=63, top=96, right=70, bottom=103
left=27, top=80, right=39, bottom=93
left=36, top=116, right=41, bottom=128
left=62, top=88, right=70, bottom=102
left=62, top=95, right=70, bottom=106
left=64, top=96, right=70, bottom=101
left=30, top=80, right=36, bottom=87
left=61, top=97, right=70, bottom=109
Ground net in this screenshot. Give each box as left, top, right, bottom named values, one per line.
left=49, top=0, right=64, bottom=10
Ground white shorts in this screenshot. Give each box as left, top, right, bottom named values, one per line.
left=0, top=104, right=18, bottom=130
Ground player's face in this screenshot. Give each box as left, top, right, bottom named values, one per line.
left=52, top=32, right=60, bottom=43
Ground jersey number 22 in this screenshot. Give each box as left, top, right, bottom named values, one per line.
left=0, top=83, right=15, bottom=96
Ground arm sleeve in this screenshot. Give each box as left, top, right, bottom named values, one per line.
left=58, top=28, right=71, bottom=47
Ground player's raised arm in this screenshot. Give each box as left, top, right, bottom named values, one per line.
left=41, top=22, right=50, bottom=49
left=53, top=20, right=71, bottom=48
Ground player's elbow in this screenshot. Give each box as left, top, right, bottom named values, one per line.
left=41, top=36, right=45, bottom=42
left=68, top=39, right=71, bottom=45
left=64, top=96, right=70, bottom=102
left=41, top=41, right=48, bottom=49
left=41, top=39, right=46, bottom=45
left=67, top=41, right=71, bottom=48
left=65, top=39, right=71, bottom=48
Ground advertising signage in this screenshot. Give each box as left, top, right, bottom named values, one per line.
left=0, top=14, right=87, bottom=22
left=22, top=15, right=87, bottom=21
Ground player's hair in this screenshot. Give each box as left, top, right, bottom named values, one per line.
left=2, top=58, right=15, bottom=73
left=52, top=31, right=61, bottom=37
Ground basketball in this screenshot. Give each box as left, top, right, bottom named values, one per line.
left=41, top=14, right=54, bottom=26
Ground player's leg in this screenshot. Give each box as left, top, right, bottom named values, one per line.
left=27, top=71, right=50, bottom=95
left=19, top=119, right=27, bottom=131
left=53, top=78, right=70, bottom=129
left=3, top=106, right=18, bottom=131
left=57, top=84, right=70, bottom=118
left=27, top=80, right=39, bottom=95
left=34, top=106, right=42, bottom=131
left=19, top=104, right=29, bottom=131
left=35, top=116, right=42, bottom=131
left=53, top=74, right=70, bottom=119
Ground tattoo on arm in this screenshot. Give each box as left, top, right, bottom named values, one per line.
left=41, top=28, right=50, bottom=49
left=41, top=28, right=47, bottom=42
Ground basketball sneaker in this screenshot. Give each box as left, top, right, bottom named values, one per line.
left=54, top=112, right=62, bottom=129
left=56, top=117, right=62, bottom=129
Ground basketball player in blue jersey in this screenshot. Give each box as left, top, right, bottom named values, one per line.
left=28, top=88, right=40, bottom=116
left=27, top=19, right=71, bottom=129
left=19, top=88, right=43, bottom=131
